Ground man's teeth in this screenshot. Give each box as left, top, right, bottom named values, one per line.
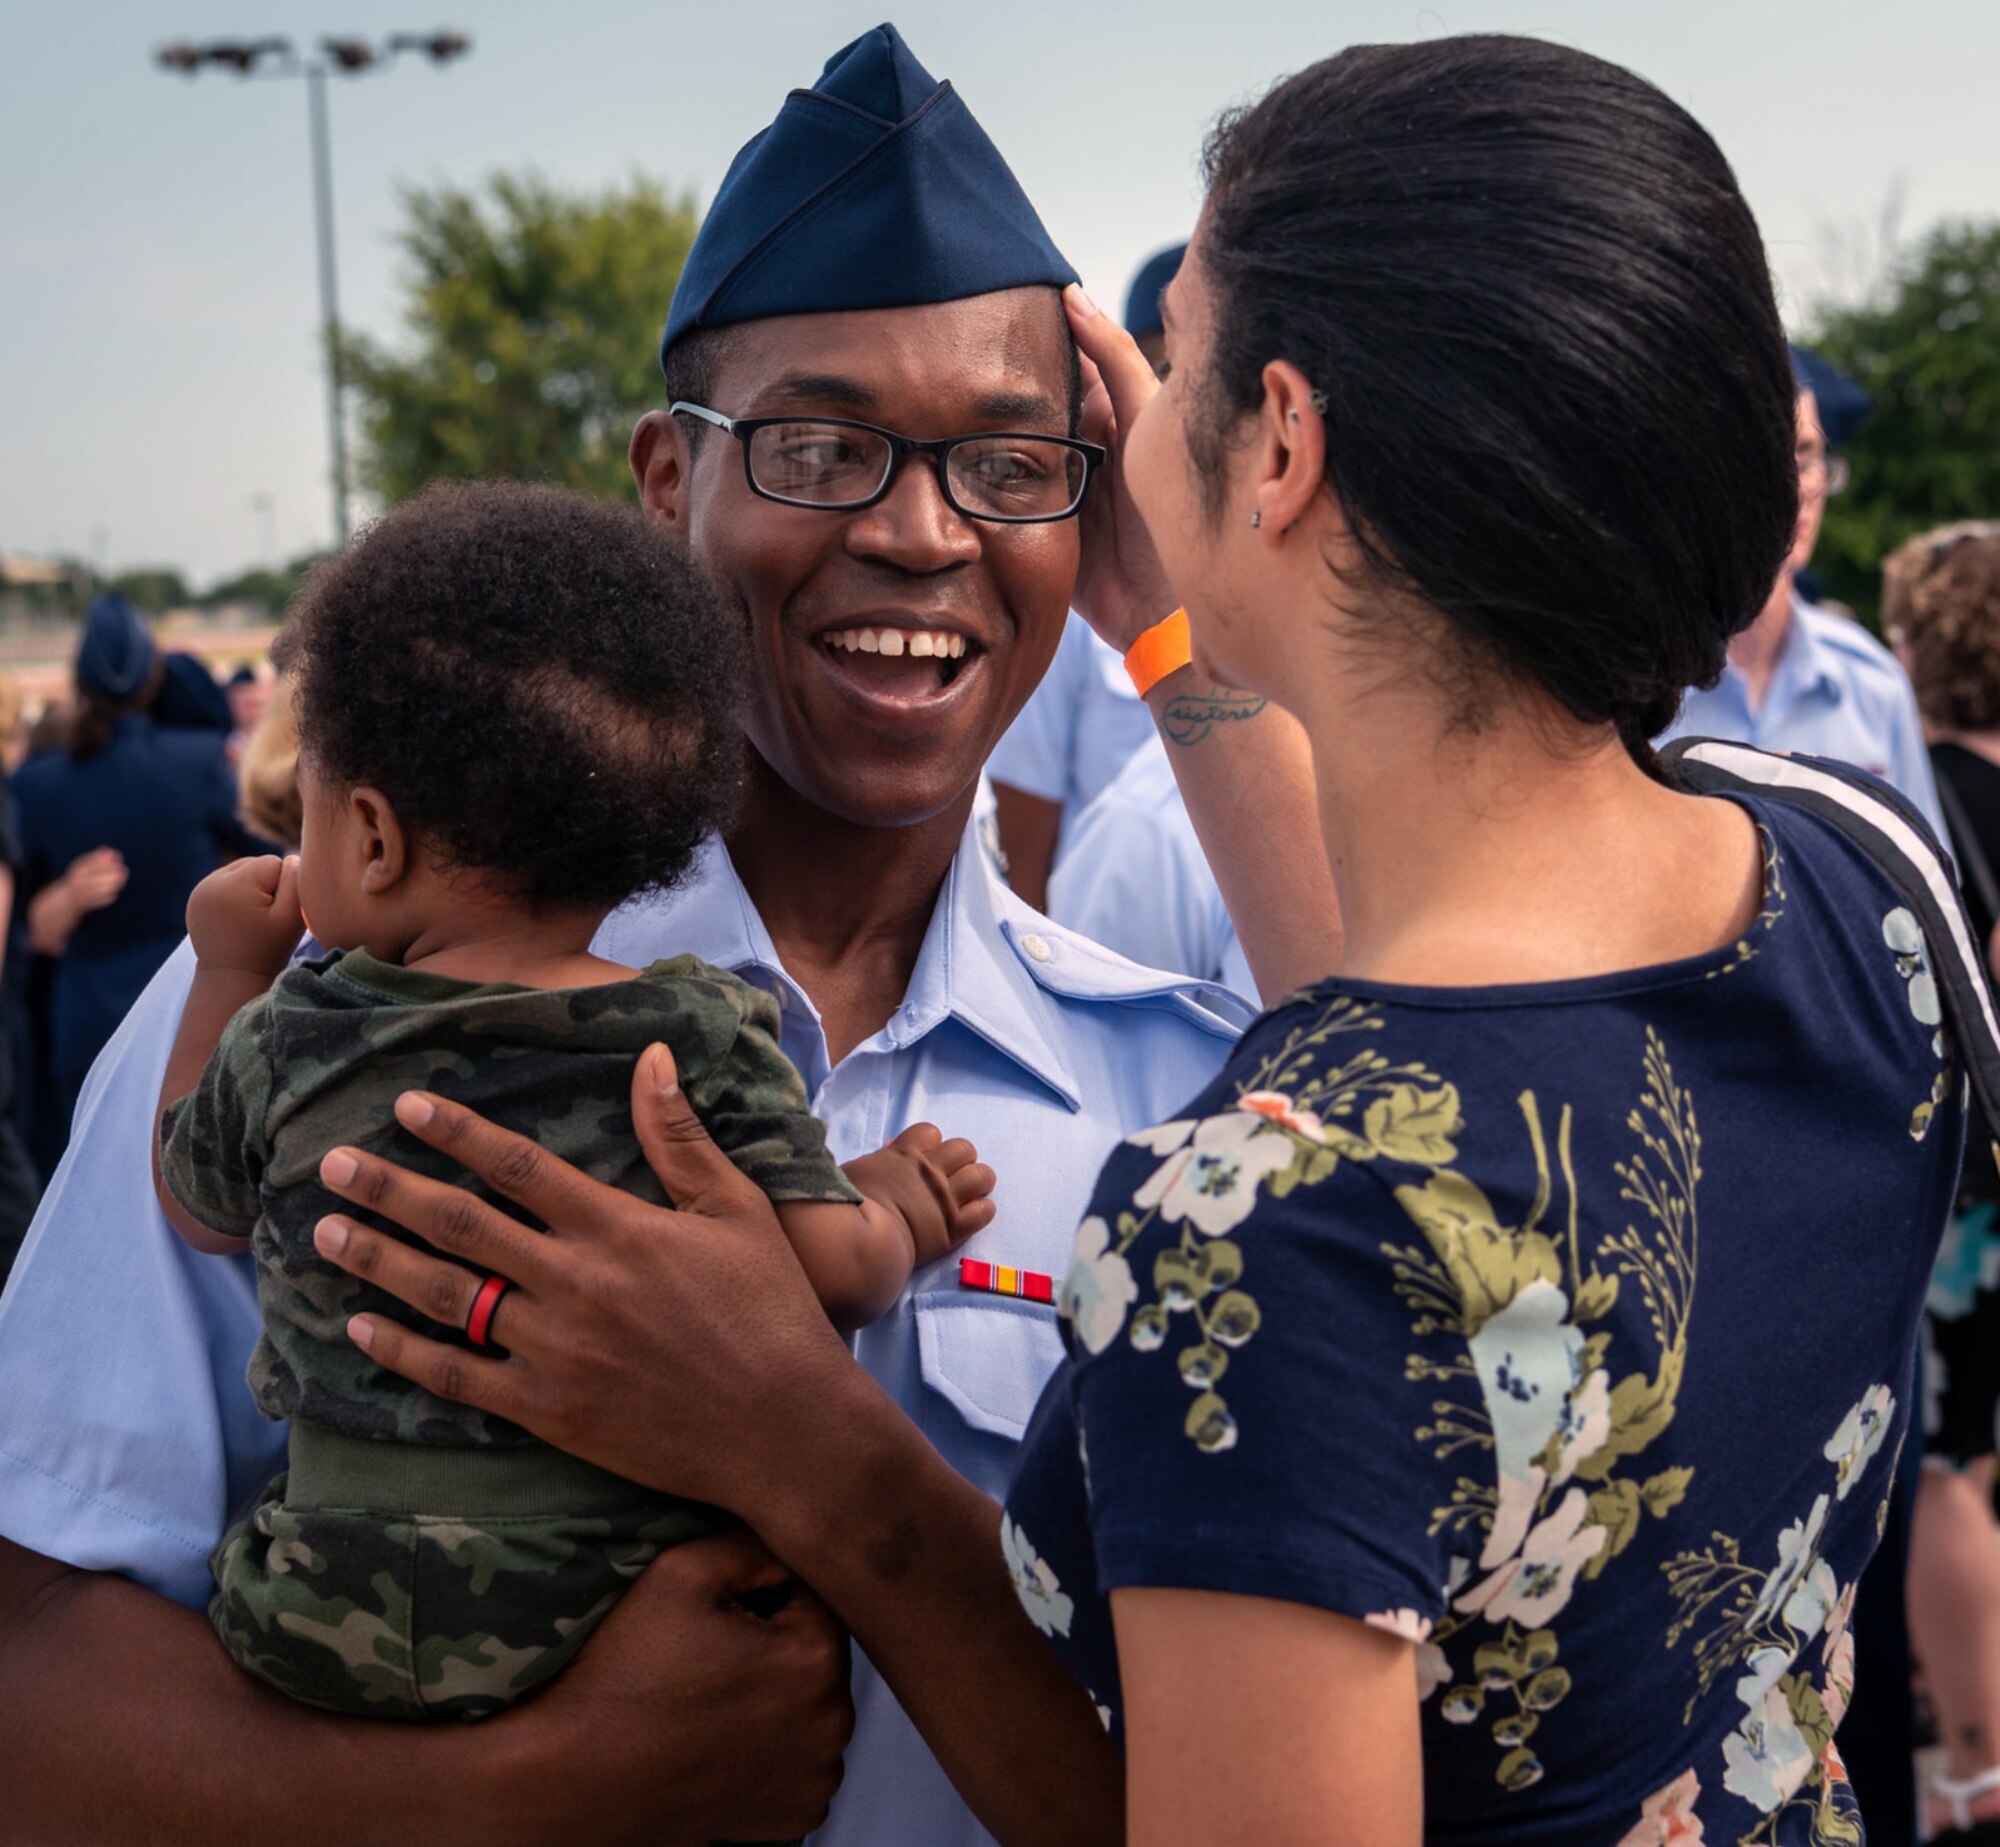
left=823, top=628, right=967, bottom=659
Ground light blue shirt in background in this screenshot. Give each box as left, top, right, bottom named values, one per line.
left=986, top=612, right=1158, bottom=842
left=0, top=820, right=1248, bottom=1847
left=1050, top=735, right=1257, bottom=1000
left=1660, top=593, right=1946, bottom=837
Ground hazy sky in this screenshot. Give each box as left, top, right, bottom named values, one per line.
left=5, top=0, right=1997, bottom=586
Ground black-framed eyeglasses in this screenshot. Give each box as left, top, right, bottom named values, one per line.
left=670, top=401, right=1104, bottom=524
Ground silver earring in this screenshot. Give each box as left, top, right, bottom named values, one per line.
left=1288, top=409, right=1300, bottom=422
left=1309, top=388, right=1328, bottom=413
left=1250, top=508, right=1262, bottom=529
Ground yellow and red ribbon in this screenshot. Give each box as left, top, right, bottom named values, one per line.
left=959, top=1257, right=1054, bottom=1303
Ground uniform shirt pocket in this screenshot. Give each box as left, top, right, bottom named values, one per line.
left=912, top=1290, right=1065, bottom=1442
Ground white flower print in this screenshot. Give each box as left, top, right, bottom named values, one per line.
left=1132, top=1110, right=1297, bottom=1237
left=1821, top=1582, right=1858, bottom=1727
left=1362, top=1609, right=1453, bottom=1703
left=1125, top=1119, right=1195, bottom=1155
left=1616, top=1768, right=1707, bottom=1847
left=1825, top=1385, right=1895, bottom=1498
left=999, top=1514, right=1073, bottom=1639
left=1481, top=1463, right=1549, bottom=1570
left=1363, top=1606, right=1433, bottom=1643
left=1467, top=1278, right=1586, bottom=1497
left=1780, top=1557, right=1839, bottom=1644
left=1752, top=1493, right=1830, bottom=1622
left=1059, top=1217, right=1138, bottom=1355
left=1722, top=1681, right=1816, bottom=1813
left=1552, top=1367, right=1613, bottom=1484
left=1455, top=1487, right=1607, bottom=1628
left=1884, top=908, right=1942, bottom=1025
left=1732, top=1646, right=1790, bottom=1714
left=1235, top=1089, right=1325, bottom=1142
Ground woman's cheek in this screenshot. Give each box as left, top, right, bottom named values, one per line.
left=1125, top=395, right=1192, bottom=581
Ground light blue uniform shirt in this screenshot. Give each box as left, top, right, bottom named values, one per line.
left=0, top=821, right=1248, bottom=1847
left=1050, top=735, right=1257, bottom=999
left=1661, top=593, right=1947, bottom=837
left=986, top=612, right=1158, bottom=842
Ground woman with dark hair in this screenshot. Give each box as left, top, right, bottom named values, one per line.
left=230, top=34, right=1967, bottom=1843
left=14, top=595, right=255, bottom=1155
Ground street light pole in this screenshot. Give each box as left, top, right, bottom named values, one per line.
left=304, top=63, right=350, bottom=546
left=154, top=32, right=472, bottom=553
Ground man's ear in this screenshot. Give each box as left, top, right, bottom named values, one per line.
left=631, top=410, right=693, bottom=536
left=348, top=787, right=409, bottom=896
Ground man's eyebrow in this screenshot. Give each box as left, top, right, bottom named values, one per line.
left=747, top=374, right=1063, bottom=429
left=751, top=372, right=877, bottom=411
left=970, top=388, right=1062, bottom=426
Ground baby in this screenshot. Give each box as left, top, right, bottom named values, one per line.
left=153, top=481, right=993, bottom=1721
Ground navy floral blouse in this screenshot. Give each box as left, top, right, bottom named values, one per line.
left=1005, top=794, right=1963, bottom=1845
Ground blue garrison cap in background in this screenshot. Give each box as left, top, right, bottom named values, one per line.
left=661, top=22, right=1077, bottom=360
left=1123, top=243, right=1186, bottom=338
left=1789, top=343, right=1873, bottom=448
left=76, top=595, right=157, bottom=703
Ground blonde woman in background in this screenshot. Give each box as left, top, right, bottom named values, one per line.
left=236, top=668, right=301, bottom=851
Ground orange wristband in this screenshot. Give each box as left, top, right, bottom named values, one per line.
left=1124, top=608, right=1192, bottom=697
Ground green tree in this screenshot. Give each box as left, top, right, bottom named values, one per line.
left=342, top=173, right=699, bottom=505
left=104, top=567, right=192, bottom=611
left=203, top=551, right=326, bottom=617
left=1806, top=220, right=2000, bottom=620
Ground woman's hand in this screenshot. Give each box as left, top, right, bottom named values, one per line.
left=310, top=1041, right=866, bottom=1522
left=1065, top=284, right=1178, bottom=654
left=28, top=846, right=128, bottom=954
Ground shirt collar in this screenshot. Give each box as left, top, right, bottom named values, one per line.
left=882, top=824, right=1083, bottom=1111
left=1772, top=591, right=1844, bottom=706
left=616, top=824, right=1083, bottom=1112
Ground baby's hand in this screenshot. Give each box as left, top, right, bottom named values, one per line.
left=187, top=855, right=304, bottom=980
left=846, top=1123, right=997, bottom=1267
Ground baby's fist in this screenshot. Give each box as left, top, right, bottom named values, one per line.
left=187, top=855, right=305, bottom=979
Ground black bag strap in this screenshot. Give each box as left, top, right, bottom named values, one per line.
left=1660, top=735, right=2000, bottom=1143
left=1932, top=754, right=2000, bottom=940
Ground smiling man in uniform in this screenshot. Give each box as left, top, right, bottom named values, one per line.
left=0, top=26, right=1257, bottom=1846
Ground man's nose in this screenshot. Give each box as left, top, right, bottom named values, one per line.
left=843, top=453, right=982, bottom=572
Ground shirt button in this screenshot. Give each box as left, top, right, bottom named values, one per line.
left=1021, top=934, right=1053, bottom=962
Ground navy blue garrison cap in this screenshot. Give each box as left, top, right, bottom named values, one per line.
left=76, top=595, right=157, bottom=702
left=1789, top=343, right=1873, bottom=448
left=1123, top=243, right=1186, bottom=338
left=661, top=22, right=1076, bottom=359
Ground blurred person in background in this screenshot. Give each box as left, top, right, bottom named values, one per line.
left=13, top=595, right=260, bottom=1162
left=0, top=672, right=28, bottom=776
left=984, top=243, right=1188, bottom=907
left=1661, top=345, right=1945, bottom=835
left=225, top=663, right=273, bottom=765
left=0, top=670, right=43, bottom=1282
left=1049, top=731, right=1253, bottom=993
left=1885, top=521, right=2000, bottom=1846
left=236, top=667, right=301, bottom=852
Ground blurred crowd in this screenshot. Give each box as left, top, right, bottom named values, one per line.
left=0, top=597, right=289, bottom=1271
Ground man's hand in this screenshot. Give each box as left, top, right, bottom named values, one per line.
left=514, top=1529, right=855, bottom=1844
left=845, top=1124, right=996, bottom=1267
left=186, top=854, right=304, bottom=979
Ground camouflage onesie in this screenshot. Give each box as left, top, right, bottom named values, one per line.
left=159, top=948, right=861, bottom=1721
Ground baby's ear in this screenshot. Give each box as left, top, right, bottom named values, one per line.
left=349, top=786, right=409, bottom=895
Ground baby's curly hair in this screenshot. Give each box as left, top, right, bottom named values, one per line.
left=1884, top=522, right=2000, bottom=734
left=287, top=480, right=746, bottom=911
